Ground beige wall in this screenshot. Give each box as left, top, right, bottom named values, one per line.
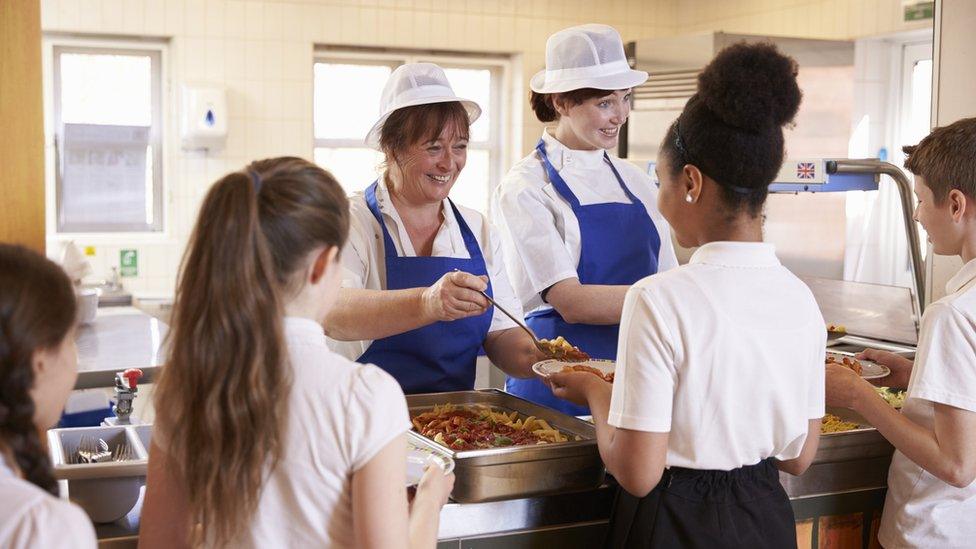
left=38, top=0, right=937, bottom=295
left=1, top=0, right=46, bottom=251
left=40, top=0, right=676, bottom=294
left=675, top=0, right=931, bottom=40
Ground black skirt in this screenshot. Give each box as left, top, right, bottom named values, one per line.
left=604, top=459, right=796, bottom=549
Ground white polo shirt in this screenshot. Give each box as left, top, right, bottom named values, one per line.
left=0, top=457, right=95, bottom=549
left=608, top=242, right=826, bottom=470
left=879, top=257, right=976, bottom=549
left=491, top=130, right=679, bottom=314
left=328, top=178, right=521, bottom=361
left=183, top=317, right=410, bottom=548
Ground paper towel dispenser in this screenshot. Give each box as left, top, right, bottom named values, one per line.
left=181, top=85, right=226, bottom=150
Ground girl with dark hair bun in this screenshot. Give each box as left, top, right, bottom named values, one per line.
left=0, top=244, right=96, bottom=548
left=493, top=24, right=679, bottom=415
left=548, top=42, right=825, bottom=548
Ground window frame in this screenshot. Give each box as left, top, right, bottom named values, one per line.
left=49, top=41, right=166, bottom=235
left=312, top=47, right=512, bottom=214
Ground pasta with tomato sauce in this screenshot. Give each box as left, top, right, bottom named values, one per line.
left=411, top=404, right=578, bottom=451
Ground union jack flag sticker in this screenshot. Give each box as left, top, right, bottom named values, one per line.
left=797, top=162, right=816, bottom=179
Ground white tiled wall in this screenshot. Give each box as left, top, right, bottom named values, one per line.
left=41, top=0, right=677, bottom=295
left=40, top=0, right=932, bottom=296
left=676, top=0, right=932, bottom=39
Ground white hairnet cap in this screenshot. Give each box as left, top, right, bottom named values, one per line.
left=531, top=24, right=648, bottom=94
left=365, top=62, right=481, bottom=149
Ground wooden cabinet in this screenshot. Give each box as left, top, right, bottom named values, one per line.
left=0, top=0, right=45, bottom=251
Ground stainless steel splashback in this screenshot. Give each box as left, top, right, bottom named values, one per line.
left=622, top=32, right=855, bottom=161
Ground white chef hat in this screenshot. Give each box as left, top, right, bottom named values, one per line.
left=530, top=24, right=648, bottom=94
left=365, top=62, right=481, bottom=149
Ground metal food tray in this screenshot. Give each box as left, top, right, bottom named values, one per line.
left=781, top=411, right=895, bottom=498
left=407, top=389, right=605, bottom=502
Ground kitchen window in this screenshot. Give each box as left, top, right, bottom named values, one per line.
left=313, top=49, right=511, bottom=215
left=52, top=45, right=164, bottom=233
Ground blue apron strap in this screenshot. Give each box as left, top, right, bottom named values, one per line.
left=603, top=153, right=642, bottom=206
left=365, top=181, right=400, bottom=260
left=446, top=199, right=485, bottom=262
left=536, top=139, right=582, bottom=210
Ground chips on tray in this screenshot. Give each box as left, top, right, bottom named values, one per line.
left=411, top=403, right=578, bottom=452
left=821, top=413, right=860, bottom=434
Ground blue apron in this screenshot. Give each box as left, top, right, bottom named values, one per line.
left=356, top=181, right=493, bottom=394
left=506, top=140, right=662, bottom=415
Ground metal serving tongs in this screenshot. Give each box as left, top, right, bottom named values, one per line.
left=476, top=289, right=549, bottom=355
left=476, top=289, right=588, bottom=362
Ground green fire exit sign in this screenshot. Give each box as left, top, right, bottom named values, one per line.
left=904, top=1, right=934, bottom=21
left=120, top=249, right=138, bottom=277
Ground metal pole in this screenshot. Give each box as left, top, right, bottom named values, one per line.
left=828, top=159, right=926, bottom=319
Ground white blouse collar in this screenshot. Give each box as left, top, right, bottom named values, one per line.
left=540, top=130, right=607, bottom=170
left=689, top=241, right=780, bottom=268
left=946, top=257, right=976, bottom=295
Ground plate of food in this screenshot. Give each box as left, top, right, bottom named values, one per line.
left=532, top=359, right=615, bottom=383
left=825, top=351, right=889, bottom=380
left=536, top=336, right=590, bottom=361
left=406, top=436, right=454, bottom=486
left=826, top=323, right=847, bottom=346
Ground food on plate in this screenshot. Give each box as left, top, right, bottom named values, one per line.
left=821, top=413, right=860, bottom=434
left=827, top=323, right=846, bottom=334
left=560, top=364, right=614, bottom=383
left=539, top=336, right=589, bottom=361
left=411, top=403, right=578, bottom=451
left=826, top=354, right=863, bottom=376
left=876, top=387, right=906, bottom=409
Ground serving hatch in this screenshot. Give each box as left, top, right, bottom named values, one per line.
left=406, top=389, right=605, bottom=502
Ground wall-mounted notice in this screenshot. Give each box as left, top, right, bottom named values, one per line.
left=61, top=123, right=150, bottom=227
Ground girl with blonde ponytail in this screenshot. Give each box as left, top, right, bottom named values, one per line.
left=139, top=157, right=452, bottom=548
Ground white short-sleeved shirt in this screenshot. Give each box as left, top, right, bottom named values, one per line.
left=491, top=130, right=679, bottom=314
left=328, top=179, right=522, bottom=361
left=192, top=317, right=410, bottom=548
left=608, top=242, right=826, bottom=470
left=0, top=457, right=95, bottom=549
left=879, top=258, right=976, bottom=549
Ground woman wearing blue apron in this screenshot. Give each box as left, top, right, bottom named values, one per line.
left=492, top=25, right=678, bottom=414
left=324, top=63, right=543, bottom=394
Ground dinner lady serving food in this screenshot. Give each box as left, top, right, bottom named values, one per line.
left=324, top=63, right=543, bottom=394
left=492, top=24, right=678, bottom=414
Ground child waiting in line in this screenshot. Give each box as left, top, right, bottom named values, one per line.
left=139, top=157, right=452, bottom=548
left=0, top=244, right=97, bottom=548
left=827, top=117, right=976, bottom=548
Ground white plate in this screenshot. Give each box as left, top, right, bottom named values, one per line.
left=826, top=351, right=890, bottom=380
left=406, top=439, right=454, bottom=487
left=532, top=358, right=615, bottom=379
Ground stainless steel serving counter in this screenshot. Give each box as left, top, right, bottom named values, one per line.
left=92, top=427, right=895, bottom=549
left=75, top=307, right=167, bottom=389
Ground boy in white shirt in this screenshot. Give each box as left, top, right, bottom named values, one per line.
left=827, top=117, right=976, bottom=548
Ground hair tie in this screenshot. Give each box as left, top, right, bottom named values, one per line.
left=248, top=170, right=262, bottom=192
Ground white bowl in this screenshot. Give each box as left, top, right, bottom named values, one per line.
left=76, top=289, right=99, bottom=325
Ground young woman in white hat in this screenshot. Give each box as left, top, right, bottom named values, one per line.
left=492, top=24, right=678, bottom=414
left=324, top=62, right=543, bottom=396
left=548, top=43, right=823, bottom=548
